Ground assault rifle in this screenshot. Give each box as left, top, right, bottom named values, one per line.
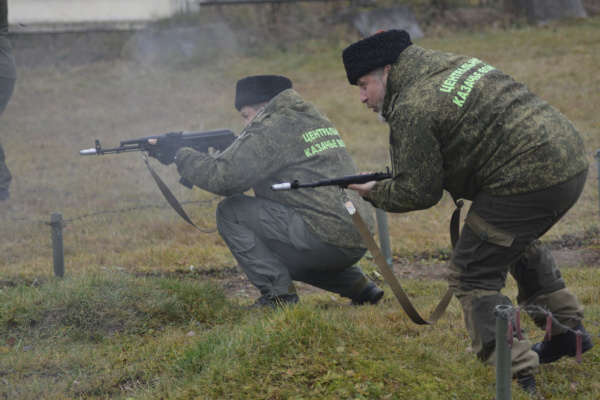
left=80, top=129, right=236, bottom=156
left=80, top=129, right=238, bottom=233
left=80, top=129, right=237, bottom=188
left=271, top=169, right=391, bottom=191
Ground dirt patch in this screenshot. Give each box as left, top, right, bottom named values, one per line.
left=214, top=246, right=600, bottom=303
left=551, top=247, right=600, bottom=268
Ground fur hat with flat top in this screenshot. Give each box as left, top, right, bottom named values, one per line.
left=342, top=29, right=412, bottom=85
left=234, top=75, right=292, bottom=111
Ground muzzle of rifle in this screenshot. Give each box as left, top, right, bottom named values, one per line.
left=80, top=148, right=98, bottom=155
left=271, top=182, right=293, bottom=191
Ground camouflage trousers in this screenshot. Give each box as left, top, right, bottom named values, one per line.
left=0, top=76, right=15, bottom=196
left=216, top=194, right=370, bottom=299
left=448, top=169, right=588, bottom=377
left=0, top=136, right=9, bottom=194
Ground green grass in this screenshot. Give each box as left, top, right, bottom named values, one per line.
left=1, top=268, right=598, bottom=399
left=1, top=13, right=599, bottom=400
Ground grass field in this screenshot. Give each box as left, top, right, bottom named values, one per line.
left=1, top=12, right=599, bottom=400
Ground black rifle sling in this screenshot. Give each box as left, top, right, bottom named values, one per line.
left=450, top=198, right=464, bottom=249
left=143, top=154, right=217, bottom=234
left=343, top=193, right=460, bottom=325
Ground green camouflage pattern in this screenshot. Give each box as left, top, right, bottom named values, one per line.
left=368, top=45, right=589, bottom=213
left=0, top=0, right=7, bottom=36
left=0, top=0, right=16, bottom=192
left=0, top=0, right=16, bottom=82
left=176, top=89, right=375, bottom=249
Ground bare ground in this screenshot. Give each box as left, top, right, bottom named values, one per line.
left=215, top=244, right=600, bottom=303
left=1, top=242, right=598, bottom=305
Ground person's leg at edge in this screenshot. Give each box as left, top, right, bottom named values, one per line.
left=0, top=139, right=10, bottom=200
left=0, top=76, right=16, bottom=200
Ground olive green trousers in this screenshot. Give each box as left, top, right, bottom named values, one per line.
left=448, top=169, right=588, bottom=377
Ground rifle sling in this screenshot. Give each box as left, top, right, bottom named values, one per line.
left=143, top=154, right=217, bottom=234
left=344, top=195, right=463, bottom=325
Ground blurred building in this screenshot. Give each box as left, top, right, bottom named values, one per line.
left=9, top=0, right=199, bottom=32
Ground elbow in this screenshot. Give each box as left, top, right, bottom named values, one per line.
left=417, top=189, right=443, bottom=210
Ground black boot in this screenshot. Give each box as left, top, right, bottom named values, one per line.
left=516, top=375, right=536, bottom=394
left=531, top=322, right=594, bottom=363
left=247, top=294, right=299, bottom=309
left=350, top=281, right=384, bottom=306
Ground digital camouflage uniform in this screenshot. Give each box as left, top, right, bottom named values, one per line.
left=176, top=89, right=376, bottom=299
left=366, top=45, right=589, bottom=377
left=0, top=0, right=17, bottom=199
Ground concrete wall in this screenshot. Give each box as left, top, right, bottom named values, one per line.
left=9, top=0, right=198, bottom=26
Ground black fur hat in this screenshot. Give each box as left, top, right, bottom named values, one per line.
left=234, top=75, right=292, bottom=111
left=342, top=30, right=413, bottom=85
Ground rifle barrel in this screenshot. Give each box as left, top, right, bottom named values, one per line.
left=79, top=145, right=143, bottom=155
left=271, top=171, right=391, bottom=191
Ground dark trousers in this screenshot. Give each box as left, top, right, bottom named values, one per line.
left=0, top=75, right=15, bottom=193
left=216, top=194, right=370, bottom=299
left=448, top=169, right=588, bottom=377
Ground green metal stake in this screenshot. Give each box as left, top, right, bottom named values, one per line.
left=494, top=305, right=512, bottom=400
left=596, top=149, right=600, bottom=226
left=51, top=212, right=65, bottom=279
left=375, top=208, right=393, bottom=267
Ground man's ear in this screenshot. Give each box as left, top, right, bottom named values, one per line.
left=383, top=64, right=392, bottom=77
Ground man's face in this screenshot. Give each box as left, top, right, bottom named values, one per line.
left=240, top=104, right=263, bottom=127
left=356, top=69, right=388, bottom=116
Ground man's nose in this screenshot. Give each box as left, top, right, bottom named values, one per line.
left=359, top=91, right=367, bottom=103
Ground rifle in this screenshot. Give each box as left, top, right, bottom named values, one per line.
left=271, top=169, right=391, bottom=191
left=80, top=129, right=237, bottom=233
left=80, top=129, right=237, bottom=188
left=80, top=129, right=236, bottom=156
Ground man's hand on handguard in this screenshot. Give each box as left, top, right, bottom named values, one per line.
left=147, top=138, right=179, bottom=166
left=348, top=171, right=376, bottom=198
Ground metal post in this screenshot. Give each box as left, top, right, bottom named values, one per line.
left=375, top=208, right=393, bottom=267
left=596, top=149, right=600, bottom=226
left=494, top=305, right=512, bottom=400
left=51, top=212, right=65, bottom=279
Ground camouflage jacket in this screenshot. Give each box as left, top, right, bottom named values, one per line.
left=0, top=0, right=16, bottom=82
left=175, top=89, right=375, bottom=249
left=368, top=45, right=588, bottom=213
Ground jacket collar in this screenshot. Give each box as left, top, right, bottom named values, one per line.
left=381, top=45, right=428, bottom=118
left=238, top=89, right=299, bottom=136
